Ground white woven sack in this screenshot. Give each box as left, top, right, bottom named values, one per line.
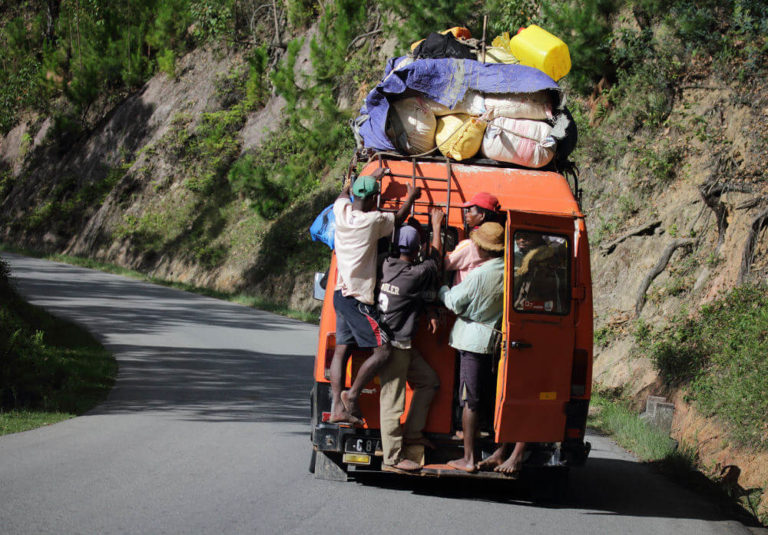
left=390, top=97, right=437, bottom=154
left=452, top=90, right=486, bottom=116
left=420, top=96, right=453, bottom=116
left=483, top=92, right=553, bottom=120
left=481, top=117, right=556, bottom=168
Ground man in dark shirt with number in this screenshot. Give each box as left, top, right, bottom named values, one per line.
left=376, top=209, right=444, bottom=473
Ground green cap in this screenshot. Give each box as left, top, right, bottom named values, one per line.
left=351, top=175, right=380, bottom=198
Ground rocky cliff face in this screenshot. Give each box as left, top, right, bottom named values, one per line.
left=0, top=41, right=337, bottom=313
left=581, top=73, right=768, bottom=514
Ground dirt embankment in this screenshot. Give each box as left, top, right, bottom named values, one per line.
left=584, top=75, right=768, bottom=515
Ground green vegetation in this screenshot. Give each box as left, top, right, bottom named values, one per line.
left=590, top=391, right=766, bottom=526
left=0, top=256, right=116, bottom=435
left=636, top=285, right=768, bottom=450
left=590, top=393, right=688, bottom=461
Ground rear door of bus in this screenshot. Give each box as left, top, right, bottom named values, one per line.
left=494, top=210, right=577, bottom=443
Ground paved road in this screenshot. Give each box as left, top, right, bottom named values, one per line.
left=0, top=253, right=755, bottom=535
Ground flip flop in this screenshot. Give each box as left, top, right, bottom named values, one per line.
left=382, top=461, right=421, bottom=474
left=382, top=464, right=410, bottom=475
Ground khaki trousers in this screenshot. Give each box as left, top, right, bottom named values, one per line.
left=378, top=346, right=440, bottom=466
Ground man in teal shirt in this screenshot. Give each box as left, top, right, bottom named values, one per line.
left=438, top=222, right=505, bottom=473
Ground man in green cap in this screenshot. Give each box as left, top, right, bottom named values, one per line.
left=329, top=168, right=421, bottom=424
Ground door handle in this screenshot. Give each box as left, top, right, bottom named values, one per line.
left=509, top=341, right=532, bottom=349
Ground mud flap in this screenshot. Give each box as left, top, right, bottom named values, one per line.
left=313, top=450, right=349, bottom=482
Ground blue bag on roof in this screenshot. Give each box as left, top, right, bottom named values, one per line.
left=310, top=204, right=335, bottom=250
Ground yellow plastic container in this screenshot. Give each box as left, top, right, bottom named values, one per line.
left=508, top=25, right=571, bottom=81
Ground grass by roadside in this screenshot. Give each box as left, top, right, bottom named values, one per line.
left=589, top=393, right=766, bottom=527
left=0, top=243, right=320, bottom=324
left=0, top=411, right=73, bottom=435
left=1, top=257, right=117, bottom=436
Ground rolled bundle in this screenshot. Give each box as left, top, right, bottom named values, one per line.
left=436, top=114, right=486, bottom=161
left=387, top=97, right=437, bottom=155
left=481, top=117, right=556, bottom=168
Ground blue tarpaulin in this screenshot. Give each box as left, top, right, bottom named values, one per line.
left=354, top=57, right=563, bottom=151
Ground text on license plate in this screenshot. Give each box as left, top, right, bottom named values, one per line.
left=345, top=437, right=381, bottom=454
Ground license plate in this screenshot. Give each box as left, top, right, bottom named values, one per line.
left=345, top=436, right=381, bottom=455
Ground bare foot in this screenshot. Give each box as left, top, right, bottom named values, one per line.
left=477, top=447, right=507, bottom=471
left=340, top=390, right=363, bottom=418
left=405, top=436, right=436, bottom=449
left=447, top=458, right=477, bottom=473
left=494, top=454, right=522, bottom=476
left=328, top=410, right=362, bottom=425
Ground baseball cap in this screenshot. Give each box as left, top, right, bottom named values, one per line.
left=394, top=225, right=421, bottom=254
left=461, top=192, right=500, bottom=212
left=351, top=175, right=380, bottom=198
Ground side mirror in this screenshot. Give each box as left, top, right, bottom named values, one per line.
left=313, top=271, right=328, bottom=301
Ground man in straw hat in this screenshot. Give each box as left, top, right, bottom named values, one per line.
left=438, top=221, right=505, bottom=473
left=329, top=169, right=421, bottom=425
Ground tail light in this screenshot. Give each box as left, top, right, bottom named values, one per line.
left=323, top=333, right=335, bottom=380
left=571, top=348, right=589, bottom=397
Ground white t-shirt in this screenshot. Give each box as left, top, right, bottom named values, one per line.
left=333, top=197, right=395, bottom=304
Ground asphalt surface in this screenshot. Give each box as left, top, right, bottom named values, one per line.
left=0, top=252, right=757, bottom=535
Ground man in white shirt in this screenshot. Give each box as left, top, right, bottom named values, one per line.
left=329, top=170, right=421, bottom=424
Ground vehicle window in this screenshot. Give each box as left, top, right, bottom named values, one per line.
left=512, top=230, right=570, bottom=315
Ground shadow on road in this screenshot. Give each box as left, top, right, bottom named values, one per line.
left=91, top=345, right=314, bottom=424
left=346, top=456, right=758, bottom=527
left=6, top=255, right=316, bottom=424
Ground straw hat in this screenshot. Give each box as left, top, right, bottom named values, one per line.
left=470, top=222, right=505, bottom=252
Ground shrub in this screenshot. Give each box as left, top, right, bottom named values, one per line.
left=0, top=281, right=116, bottom=414
left=641, top=285, right=768, bottom=449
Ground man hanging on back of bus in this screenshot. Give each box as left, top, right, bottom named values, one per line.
left=329, top=170, right=421, bottom=425
left=438, top=221, right=505, bottom=473
left=376, top=208, right=445, bottom=473
left=444, top=192, right=501, bottom=285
